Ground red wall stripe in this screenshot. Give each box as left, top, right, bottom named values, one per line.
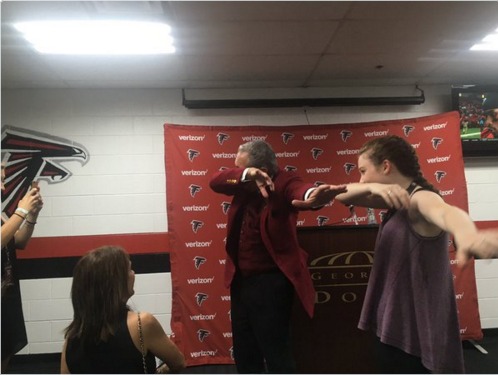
left=18, top=232, right=170, bottom=259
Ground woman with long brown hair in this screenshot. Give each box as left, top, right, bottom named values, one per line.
left=60, top=246, right=185, bottom=373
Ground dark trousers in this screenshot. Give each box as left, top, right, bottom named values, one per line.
left=374, top=336, right=430, bottom=374
left=230, top=271, right=296, bottom=374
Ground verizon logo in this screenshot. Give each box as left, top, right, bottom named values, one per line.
left=219, top=259, right=226, bottom=265
left=423, top=122, right=447, bottom=131
left=185, top=241, right=212, bottom=248
left=426, top=155, right=451, bottom=163
left=302, top=134, right=328, bottom=140
left=440, top=189, right=455, bottom=196
left=216, top=223, right=227, bottom=229
left=186, top=277, right=215, bottom=284
left=336, top=149, right=360, bottom=155
left=212, top=152, right=237, bottom=159
left=222, top=332, right=233, bottom=338
left=190, top=313, right=217, bottom=321
left=190, top=350, right=218, bottom=358
left=178, top=135, right=206, bottom=141
left=364, top=130, right=389, bottom=137
left=275, top=151, right=300, bottom=158
left=183, top=205, right=210, bottom=212
left=241, top=135, right=267, bottom=141
left=181, top=170, right=208, bottom=176
left=297, top=219, right=305, bottom=226
left=221, top=295, right=231, bottom=301
left=306, top=166, right=332, bottom=173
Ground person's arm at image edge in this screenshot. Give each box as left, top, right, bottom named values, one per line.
left=413, top=191, right=498, bottom=263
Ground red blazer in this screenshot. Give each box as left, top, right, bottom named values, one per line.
left=210, top=167, right=316, bottom=317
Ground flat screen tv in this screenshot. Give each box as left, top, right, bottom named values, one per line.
left=451, top=85, right=498, bottom=157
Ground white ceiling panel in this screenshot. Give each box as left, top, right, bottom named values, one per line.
left=1, top=1, right=498, bottom=89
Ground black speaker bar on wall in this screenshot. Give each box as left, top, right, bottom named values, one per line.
left=182, top=87, right=425, bottom=109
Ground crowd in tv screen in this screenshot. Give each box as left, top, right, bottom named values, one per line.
left=458, top=92, right=497, bottom=140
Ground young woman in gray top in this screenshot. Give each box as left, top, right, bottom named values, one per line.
left=294, top=135, right=498, bottom=373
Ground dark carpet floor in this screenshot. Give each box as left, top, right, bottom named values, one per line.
left=6, top=329, right=498, bottom=374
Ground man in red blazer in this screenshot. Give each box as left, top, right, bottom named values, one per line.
left=210, top=140, right=347, bottom=373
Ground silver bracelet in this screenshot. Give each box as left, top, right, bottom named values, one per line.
left=16, top=207, right=29, bottom=215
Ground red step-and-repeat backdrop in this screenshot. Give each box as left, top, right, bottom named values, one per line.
left=164, top=111, right=482, bottom=366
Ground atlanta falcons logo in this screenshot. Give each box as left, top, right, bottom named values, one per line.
left=281, top=132, right=295, bottom=145
left=314, top=181, right=326, bottom=187
left=379, top=210, right=388, bottom=222
left=217, top=133, right=230, bottom=145
left=340, top=130, right=353, bottom=142
left=229, top=346, right=234, bottom=360
left=221, top=201, right=231, bottom=215
left=219, top=166, right=228, bottom=171
left=1, top=126, right=89, bottom=219
left=195, top=292, right=208, bottom=306
left=344, top=163, right=356, bottom=175
left=189, top=184, right=202, bottom=197
left=197, top=329, right=210, bottom=342
left=317, top=215, right=329, bottom=226
left=431, top=137, right=443, bottom=150
left=435, top=170, right=447, bottom=183
left=191, top=220, right=204, bottom=233
left=284, top=165, right=297, bottom=172
left=193, top=256, right=207, bottom=270
left=311, top=148, right=324, bottom=160
left=187, top=149, right=200, bottom=162
left=402, top=125, right=415, bottom=137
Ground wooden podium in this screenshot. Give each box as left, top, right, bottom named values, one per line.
left=292, top=225, right=379, bottom=374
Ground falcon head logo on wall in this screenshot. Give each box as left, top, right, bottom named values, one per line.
left=221, top=201, right=231, bottom=215
left=281, top=132, right=294, bottom=144
left=344, top=162, right=356, bottom=175
left=340, top=130, right=352, bottom=142
left=191, top=220, right=204, bottom=233
left=193, top=256, right=207, bottom=270
left=217, top=133, right=230, bottom=145
left=284, top=165, right=297, bottom=172
left=435, top=170, right=447, bottom=183
left=189, top=184, right=202, bottom=197
left=402, top=125, right=415, bottom=137
left=311, top=147, right=324, bottom=160
left=195, top=292, right=208, bottom=306
left=197, top=329, right=210, bottom=342
left=1, top=125, right=89, bottom=219
left=431, top=137, right=443, bottom=150
left=187, top=149, right=200, bottom=162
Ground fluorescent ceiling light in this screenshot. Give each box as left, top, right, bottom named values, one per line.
left=470, top=27, right=498, bottom=51
left=14, top=20, right=175, bottom=54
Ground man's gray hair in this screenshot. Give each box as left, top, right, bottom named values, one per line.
left=239, top=140, right=278, bottom=176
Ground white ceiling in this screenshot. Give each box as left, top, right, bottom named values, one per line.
left=1, top=1, right=498, bottom=90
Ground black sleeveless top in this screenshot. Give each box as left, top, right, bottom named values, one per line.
left=66, top=308, right=156, bottom=373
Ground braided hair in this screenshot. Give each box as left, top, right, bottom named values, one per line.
left=359, top=135, right=439, bottom=194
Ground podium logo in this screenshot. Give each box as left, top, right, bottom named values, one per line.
left=309, top=251, right=374, bottom=304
